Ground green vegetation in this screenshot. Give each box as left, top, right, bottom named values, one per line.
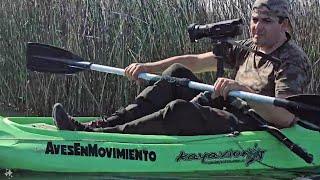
left=0, top=0, right=319, bottom=116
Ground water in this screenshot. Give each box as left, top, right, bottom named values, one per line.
left=1, top=169, right=319, bottom=180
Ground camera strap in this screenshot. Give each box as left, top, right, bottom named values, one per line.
left=226, top=39, right=282, bottom=64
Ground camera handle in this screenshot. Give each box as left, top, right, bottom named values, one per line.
left=212, top=40, right=233, bottom=79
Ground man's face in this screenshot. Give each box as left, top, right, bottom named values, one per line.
left=250, top=7, right=285, bottom=48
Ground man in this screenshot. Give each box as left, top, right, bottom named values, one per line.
left=52, top=0, right=310, bottom=135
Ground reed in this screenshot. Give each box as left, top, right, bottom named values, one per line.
left=0, top=0, right=319, bottom=116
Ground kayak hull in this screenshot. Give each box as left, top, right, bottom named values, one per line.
left=0, top=116, right=319, bottom=173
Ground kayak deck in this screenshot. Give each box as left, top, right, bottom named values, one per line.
left=0, top=116, right=319, bottom=173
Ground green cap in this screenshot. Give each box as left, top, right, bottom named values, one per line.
left=253, top=0, right=290, bottom=18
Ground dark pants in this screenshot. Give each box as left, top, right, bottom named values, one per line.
left=82, top=63, right=261, bottom=135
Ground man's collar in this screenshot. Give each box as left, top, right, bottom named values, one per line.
left=274, top=32, right=291, bottom=53
left=285, top=32, right=291, bottom=42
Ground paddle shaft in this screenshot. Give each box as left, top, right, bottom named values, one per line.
left=89, top=63, right=242, bottom=93
left=87, top=63, right=303, bottom=109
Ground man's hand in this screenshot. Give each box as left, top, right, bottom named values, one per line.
left=213, top=78, right=254, bottom=100
left=124, top=63, right=152, bottom=84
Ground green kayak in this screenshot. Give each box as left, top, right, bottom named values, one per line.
left=0, top=116, right=319, bottom=173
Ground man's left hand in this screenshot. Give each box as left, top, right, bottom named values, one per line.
left=213, top=78, right=253, bottom=100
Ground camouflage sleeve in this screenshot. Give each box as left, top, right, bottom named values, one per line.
left=274, top=55, right=311, bottom=97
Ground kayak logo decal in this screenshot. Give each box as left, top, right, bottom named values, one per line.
left=45, top=141, right=157, bottom=162
left=175, top=143, right=266, bottom=166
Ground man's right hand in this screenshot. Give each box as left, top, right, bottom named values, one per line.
left=124, top=63, right=152, bottom=83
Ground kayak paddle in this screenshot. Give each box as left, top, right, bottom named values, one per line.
left=26, top=42, right=320, bottom=128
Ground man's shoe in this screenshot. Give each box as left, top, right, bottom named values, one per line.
left=52, top=103, right=85, bottom=131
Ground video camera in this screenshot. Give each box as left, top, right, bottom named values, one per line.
left=188, top=18, right=243, bottom=42
left=187, top=18, right=243, bottom=78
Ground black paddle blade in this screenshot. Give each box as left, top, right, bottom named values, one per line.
left=286, top=94, right=320, bottom=128
left=26, top=42, right=91, bottom=74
